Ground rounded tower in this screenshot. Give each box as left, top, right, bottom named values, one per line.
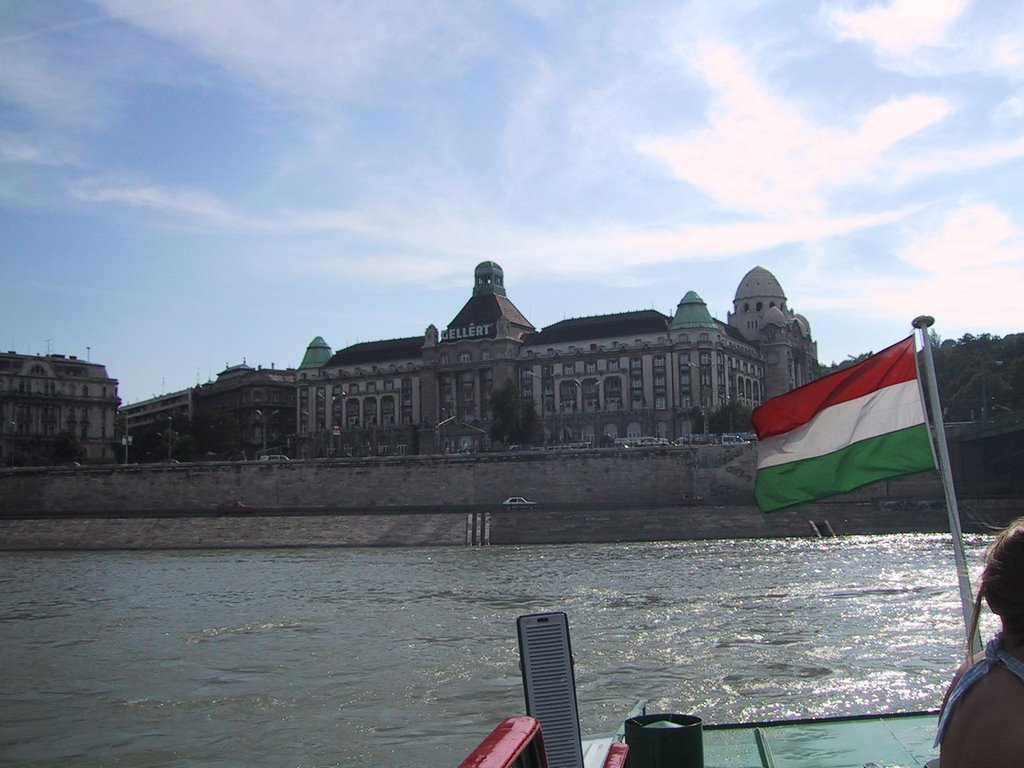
left=473, top=261, right=506, bottom=297
left=728, top=266, right=788, bottom=343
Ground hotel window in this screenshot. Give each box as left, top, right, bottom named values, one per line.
left=655, top=396, right=666, bottom=409
left=607, top=359, right=620, bottom=372
left=439, top=354, right=449, bottom=364
left=585, top=360, right=597, bottom=373
left=459, top=351, right=471, bottom=363
left=562, top=363, right=576, bottom=376
left=700, top=333, right=710, bottom=343
left=366, top=382, right=376, bottom=393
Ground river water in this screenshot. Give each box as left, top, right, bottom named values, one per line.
left=0, top=534, right=996, bottom=767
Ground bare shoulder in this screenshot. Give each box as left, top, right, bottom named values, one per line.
left=943, top=666, right=1024, bottom=767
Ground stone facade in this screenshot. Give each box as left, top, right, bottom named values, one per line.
left=302, top=263, right=819, bottom=455
left=0, top=350, right=120, bottom=464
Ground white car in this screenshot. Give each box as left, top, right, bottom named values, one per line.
left=502, top=497, right=537, bottom=507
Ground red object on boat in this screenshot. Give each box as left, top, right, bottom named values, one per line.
left=457, top=716, right=548, bottom=768
left=602, top=742, right=628, bottom=768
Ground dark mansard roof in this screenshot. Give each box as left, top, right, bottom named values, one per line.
left=326, top=336, right=424, bottom=367
left=526, top=310, right=671, bottom=346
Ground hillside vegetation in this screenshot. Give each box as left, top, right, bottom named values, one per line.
left=824, top=332, right=1024, bottom=423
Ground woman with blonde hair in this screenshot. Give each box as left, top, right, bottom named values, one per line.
left=936, top=517, right=1024, bottom=767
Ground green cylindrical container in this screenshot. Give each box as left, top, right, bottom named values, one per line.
left=624, top=713, right=703, bottom=768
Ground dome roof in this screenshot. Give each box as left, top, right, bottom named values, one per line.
left=735, top=266, right=786, bottom=302
left=670, top=291, right=716, bottom=330
left=763, top=305, right=786, bottom=326
left=299, top=336, right=333, bottom=369
left=473, top=261, right=506, bottom=297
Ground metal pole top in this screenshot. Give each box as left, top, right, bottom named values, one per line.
left=912, top=315, right=935, bottom=329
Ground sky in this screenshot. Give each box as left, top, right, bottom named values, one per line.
left=2, top=0, right=1023, bottom=405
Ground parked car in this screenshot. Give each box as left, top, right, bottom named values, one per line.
left=259, top=454, right=290, bottom=462
left=502, top=497, right=537, bottom=507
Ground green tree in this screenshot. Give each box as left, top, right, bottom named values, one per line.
left=194, top=408, right=241, bottom=457
left=708, top=401, right=752, bottom=434
left=51, top=430, right=83, bottom=464
left=489, top=379, right=540, bottom=446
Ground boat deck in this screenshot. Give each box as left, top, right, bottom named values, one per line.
left=700, top=711, right=939, bottom=767
left=581, top=710, right=940, bottom=768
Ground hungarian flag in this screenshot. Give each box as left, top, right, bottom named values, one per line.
left=752, top=336, right=936, bottom=512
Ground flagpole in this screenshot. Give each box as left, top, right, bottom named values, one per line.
left=912, top=316, right=979, bottom=649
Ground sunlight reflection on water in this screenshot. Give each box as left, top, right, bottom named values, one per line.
left=0, top=533, right=994, bottom=767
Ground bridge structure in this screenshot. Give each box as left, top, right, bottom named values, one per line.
left=947, top=411, right=1024, bottom=499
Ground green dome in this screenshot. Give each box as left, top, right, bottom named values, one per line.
left=669, top=291, right=715, bottom=330
left=299, top=336, right=332, bottom=369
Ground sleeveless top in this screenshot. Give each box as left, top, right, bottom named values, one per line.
left=935, top=634, right=1024, bottom=746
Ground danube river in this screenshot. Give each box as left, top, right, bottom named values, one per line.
left=0, top=534, right=995, bottom=767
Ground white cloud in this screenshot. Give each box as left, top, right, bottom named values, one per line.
left=829, top=0, right=968, bottom=56
left=69, top=177, right=235, bottom=223
left=892, top=134, right=1024, bottom=183
left=815, top=203, right=1024, bottom=331
left=0, top=41, right=106, bottom=126
left=992, top=94, right=1024, bottom=127
left=636, top=43, right=951, bottom=217
left=93, top=0, right=481, bottom=103
left=899, top=202, right=1022, bottom=270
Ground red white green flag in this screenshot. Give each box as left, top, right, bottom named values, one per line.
left=752, top=336, right=936, bottom=512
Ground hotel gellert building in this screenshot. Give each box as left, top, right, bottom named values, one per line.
left=295, top=263, right=818, bottom=458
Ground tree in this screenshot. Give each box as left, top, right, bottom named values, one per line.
left=489, top=379, right=540, bottom=446
left=708, top=401, right=753, bottom=434
left=51, top=431, right=83, bottom=464
left=194, top=408, right=241, bottom=457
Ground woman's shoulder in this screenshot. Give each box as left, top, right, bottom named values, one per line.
left=942, top=667, right=1024, bottom=767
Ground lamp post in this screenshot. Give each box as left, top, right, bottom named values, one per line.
left=559, top=377, right=581, bottom=442
left=166, top=416, right=173, bottom=461
left=436, top=413, right=456, bottom=454
left=255, top=409, right=266, bottom=458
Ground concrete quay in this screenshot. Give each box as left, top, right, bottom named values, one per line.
left=0, top=447, right=1018, bottom=550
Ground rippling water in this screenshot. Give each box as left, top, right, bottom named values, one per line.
left=0, top=534, right=995, bottom=767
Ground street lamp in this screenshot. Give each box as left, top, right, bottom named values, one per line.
left=558, top=377, right=581, bottom=442
left=166, top=416, right=173, bottom=461
left=255, top=409, right=280, bottom=458
left=436, top=413, right=456, bottom=454
left=255, top=409, right=265, bottom=458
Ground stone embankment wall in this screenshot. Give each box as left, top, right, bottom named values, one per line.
left=1, top=446, right=758, bottom=513
left=1, top=446, right=1016, bottom=550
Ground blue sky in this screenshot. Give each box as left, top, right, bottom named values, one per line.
left=2, top=0, right=1023, bottom=405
